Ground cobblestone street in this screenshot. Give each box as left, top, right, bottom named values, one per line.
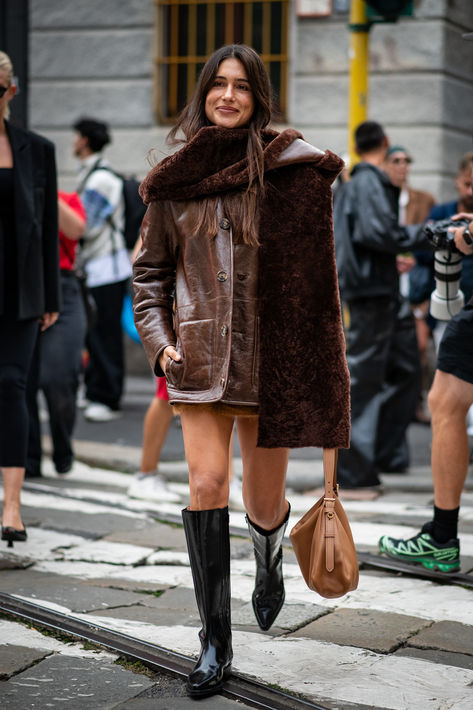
left=1, top=379, right=472, bottom=709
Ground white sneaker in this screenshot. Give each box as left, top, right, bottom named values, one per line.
left=228, top=476, right=245, bottom=511
left=76, top=388, right=90, bottom=409
left=84, top=402, right=122, bottom=422
left=127, top=473, right=181, bottom=503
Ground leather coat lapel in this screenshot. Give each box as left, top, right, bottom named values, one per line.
left=6, top=121, right=35, bottom=270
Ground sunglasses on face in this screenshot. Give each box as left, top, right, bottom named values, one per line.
left=0, top=86, right=9, bottom=98
left=391, top=157, right=412, bottom=165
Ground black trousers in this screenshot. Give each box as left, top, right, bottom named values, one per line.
left=338, top=296, right=421, bottom=488
left=0, top=314, right=39, bottom=467
left=26, top=273, right=87, bottom=475
left=85, top=279, right=127, bottom=409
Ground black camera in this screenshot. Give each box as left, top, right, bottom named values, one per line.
left=423, top=218, right=470, bottom=251
left=422, top=218, right=470, bottom=320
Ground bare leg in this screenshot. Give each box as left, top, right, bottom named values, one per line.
left=236, top=417, right=289, bottom=530
left=179, top=410, right=234, bottom=696
left=140, top=396, right=173, bottom=473
left=428, top=370, right=473, bottom=509
left=237, top=417, right=290, bottom=631
left=228, top=429, right=235, bottom=481
left=1, top=467, right=25, bottom=529
left=180, top=408, right=234, bottom=510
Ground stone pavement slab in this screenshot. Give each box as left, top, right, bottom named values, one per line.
left=82, top=576, right=170, bottom=593
left=30, top=509, right=156, bottom=540
left=288, top=608, right=432, bottom=653
left=104, top=521, right=188, bottom=551
left=110, top=694, right=252, bottom=709
left=0, top=645, right=51, bottom=681
left=58, top=539, right=152, bottom=565
left=232, top=600, right=328, bottom=633
left=0, top=553, right=34, bottom=570
left=395, top=647, right=473, bottom=671
left=0, top=570, right=165, bottom=613
left=0, top=655, right=154, bottom=710
left=407, top=620, right=473, bottom=656
left=88, top=601, right=199, bottom=628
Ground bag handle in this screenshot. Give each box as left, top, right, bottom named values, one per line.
left=323, top=448, right=338, bottom=572
left=323, top=448, right=338, bottom=499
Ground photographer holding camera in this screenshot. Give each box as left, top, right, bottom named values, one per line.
left=380, top=206, right=473, bottom=572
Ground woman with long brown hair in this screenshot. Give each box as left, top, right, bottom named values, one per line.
left=134, top=44, right=350, bottom=697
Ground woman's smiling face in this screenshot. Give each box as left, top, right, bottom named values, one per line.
left=205, top=57, right=255, bottom=129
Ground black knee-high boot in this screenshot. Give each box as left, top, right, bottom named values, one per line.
left=246, top=504, right=290, bottom=631
left=182, top=506, right=233, bottom=697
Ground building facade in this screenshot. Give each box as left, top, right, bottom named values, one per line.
left=5, top=0, right=473, bottom=200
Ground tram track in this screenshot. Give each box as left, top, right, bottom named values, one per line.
left=0, top=592, right=328, bottom=710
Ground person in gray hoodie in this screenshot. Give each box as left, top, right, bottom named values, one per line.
left=334, top=121, right=429, bottom=496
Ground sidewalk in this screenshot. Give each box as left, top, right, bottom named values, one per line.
left=1, top=443, right=473, bottom=709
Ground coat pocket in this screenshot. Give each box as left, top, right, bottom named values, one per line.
left=165, top=355, right=184, bottom=388
left=175, top=318, right=215, bottom=391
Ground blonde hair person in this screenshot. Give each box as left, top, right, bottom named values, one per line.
left=0, top=50, right=60, bottom=547
left=0, top=51, right=14, bottom=119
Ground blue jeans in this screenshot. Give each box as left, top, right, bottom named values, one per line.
left=27, top=273, right=87, bottom=475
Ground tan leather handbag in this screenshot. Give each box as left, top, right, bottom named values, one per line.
left=289, top=448, right=359, bottom=599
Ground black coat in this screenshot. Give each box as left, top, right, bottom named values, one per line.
left=334, top=162, right=429, bottom=302
left=0, top=120, right=60, bottom=319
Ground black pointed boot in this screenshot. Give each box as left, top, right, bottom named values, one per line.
left=182, top=506, right=233, bottom=697
left=246, top=504, right=290, bottom=631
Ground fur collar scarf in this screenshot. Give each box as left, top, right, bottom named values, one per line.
left=141, top=126, right=329, bottom=202
left=141, top=126, right=350, bottom=449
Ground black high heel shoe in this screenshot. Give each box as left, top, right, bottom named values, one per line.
left=2, top=526, right=27, bottom=548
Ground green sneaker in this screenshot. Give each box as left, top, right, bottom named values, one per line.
left=379, top=524, right=460, bottom=573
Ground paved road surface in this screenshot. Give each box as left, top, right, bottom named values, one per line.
left=1, top=375, right=472, bottom=709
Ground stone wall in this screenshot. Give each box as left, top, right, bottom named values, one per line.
left=291, top=0, right=473, bottom=200
left=29, top=0, right=167, bottom=189
left=29, top=0, right=473, bottom=200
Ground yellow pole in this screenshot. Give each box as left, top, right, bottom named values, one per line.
left=348, top=0, right=370, bottom=167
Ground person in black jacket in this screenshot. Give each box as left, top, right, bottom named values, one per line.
left=0, top=50, right=60, bottom=547
left=334, top=121, right=429, bottom=497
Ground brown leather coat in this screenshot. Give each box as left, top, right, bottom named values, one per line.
left=135, top=198, right=260, bottom=405
left=134, top=138, right=324, bottom=407
left=134, top=127, right=350, bottom=449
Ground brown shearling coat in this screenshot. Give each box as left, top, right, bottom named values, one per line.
left=134, top=127, right=350, bottom=449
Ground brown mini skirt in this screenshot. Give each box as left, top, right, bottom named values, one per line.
left=173, top=402, right=258, bottom=418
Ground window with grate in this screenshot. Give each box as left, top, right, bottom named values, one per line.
left=155, top=0, right=289, bottom=123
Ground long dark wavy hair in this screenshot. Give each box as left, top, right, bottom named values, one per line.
left=168, top=44, right=273, bottom=245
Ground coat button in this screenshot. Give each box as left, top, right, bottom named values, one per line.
left=237, top=273, right=247, bottom=281
left=217, top=270, right=228, bottom=282
left=220, top=324, right=228, bottom=336
left=220, top=218, right=231, bottom=230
